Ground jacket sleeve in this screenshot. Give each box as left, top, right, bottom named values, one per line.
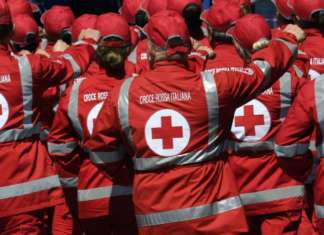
left=47, top=87, right=82, bottom=188
left=30, top=40, right=95, bottom=88
left=83, top=86, right=127, bottom=178
left=225, top=32, right=298, bottom=107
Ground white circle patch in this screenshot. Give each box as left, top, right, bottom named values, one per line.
left=0, top=93, right=9, bottom=129
left=145, top=109, right=190, bottom=157
left=87, top=102, right=104, bottom=135
left=231, top=99, right=271, bottom=142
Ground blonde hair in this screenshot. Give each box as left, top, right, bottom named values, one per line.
left=252, top=38, right=270, bottom=52
left=96, top=46, right=129, bottom=71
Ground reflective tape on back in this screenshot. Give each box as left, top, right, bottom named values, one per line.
left=59, top=177, right=78, bottom=188
left=315, top=204, right=324, bottom=219
left=78, top=185, right=132, bottom=202
left=240, top=185, right=305, bottom=206
left=48, top=142, right=78, bottom=155
left=279, top=72, right=292, bottom=121
left=315, top=76, right=324, bottom=157
left=136, top=196, right=242, bottom=227
left=127, top=47, right=137, bottom=64
left=61, top=54, right=81, bottom=80
left=253, top=60, right=272, bottom=92
left=0, top=122, right=41, bottom=143
left=0, top=175, right=61, bottom=200
left=275, top=38, right=297, bottom=55
left=229, top=140, right=274, bottom=153
left=275, top=143, right=309, bottom=158
left=68, top=79, right=84, bottom=139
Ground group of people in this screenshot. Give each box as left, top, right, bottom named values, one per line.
left=0, top=0, right=323, bottom=234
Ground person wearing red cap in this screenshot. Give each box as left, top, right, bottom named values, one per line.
left=7, top=0, right=33, bottom=18
left=225, top=14, right=310, bottom=235
left=40, top=5, right=75, bottom=52
left=0, top=0, right=100, bottom=233
left=71, top=14, right=98, bottom=43
left=48, top=13, right=137, bottom=235
left=85, top=9, right=304, bottom=235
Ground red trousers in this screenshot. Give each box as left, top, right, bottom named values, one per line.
left=244, top=210, right=302, bottom=235
left=0, top=210, right=49, bottom=235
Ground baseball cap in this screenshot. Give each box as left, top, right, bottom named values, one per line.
left=228, top=14, right=271, bottom=51
left=7, top=0, right=33, bottom=17
left=120, top=0, right=143, bottom=24
left=142, top=0, right=168, bottom=17
left=0, top=0, right=11, bottom=25
left=167, top=0, right=201, bottom=14
left=290, top=0, right=324, bottom=21
left=273, top=0, right=294, bottom=20
left=96, top=13, right=131, bottom=48
left=71, top=14, right=98, bottom=42
left=145, top=10, right=191, bottom=56
left=41, top=5, right=75, bottom=39
left=11, top=14, right=39, bottom=47
left=206, top=0, right=242, bottom=32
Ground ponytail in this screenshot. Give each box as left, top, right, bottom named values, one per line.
left=59, top=28, right=72, bottom=45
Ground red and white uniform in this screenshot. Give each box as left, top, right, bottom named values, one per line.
left=0, top=41, right=94, bottom=219
left=48, top=62, right=135, bottom=224
left=86, top=33, right=298, bottom=234
left=275, top=76, right=324, bottom=234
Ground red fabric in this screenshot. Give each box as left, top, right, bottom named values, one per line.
left=119, top=0, right=143, bottom=24
left=42, top=5, right=75, bottom=39
left=86, top=36, right=297, bottom=234
left=11, top=14, right=39, bottom=47
left=7, top=0, right=32, bottom=17
left=71, top=14, right=98, bottom=42
left=0, top=42, right=94, bottom=218
left=273, top=0, right=294, bottom=19
left=142, top=0, right=168, bottom=17
left=290, top=0, right=324, bottom=21
left=167, top=0, right=201, bottom=14
left=0, top=0, right=11, bottom=25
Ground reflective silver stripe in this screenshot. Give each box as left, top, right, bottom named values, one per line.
left=73, top=40, right=97, bottom=50
left=136, top=196, right=242, bottom=227
left=118, top=76, right=136, bottom=148
left=78, top=185, right=132, bottom=202
left=0, top=175, right=61, bottom=200
left=275, top=38, right=297, bottom=55
left=48, top=142, right=78, bottom=155
left=89, top=150, right=124, bottom=164
left=275, top=143, right=309, bottom=158
left=293, top=64, right=304, bottom=78
left=279, top=72, right=292, bottom=121
left=17, top=56, right=33, bottom=127
left=40, top=38, right=48, bottom=50
left=315, top=76, right=324, bottom=157
left=253, top=60, right=272, bottom=92
left=315, top=204, right=324, bottom=219
left=0, top=122, right=41, bottom=143
left=67, top=79, right=84, bottom=138
left=59, top=177, right=78, bottom=188
left=229, top=140, right=274, bottom=153
left=317, top=143, right=324, bottom=157
left=132, top=71, right=226, bottom=171
left=127, top=47, right=137, bottom=64
left=61, top=54, right=81, bottom=80
left=309, top=140, right=317, bottom=152
left=189, top=52, right=206, bottom=60
left=240, top=185, right=305, bottom=206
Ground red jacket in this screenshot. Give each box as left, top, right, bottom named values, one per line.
left=228, top=67, right=307, bottom=216
left=48, top=62, right=134, bottom=222
left=0, top=41, right=94, bottom=218
left=85, top=33, right=298, bottom=234
left=275, top=76, right=324, bottom=222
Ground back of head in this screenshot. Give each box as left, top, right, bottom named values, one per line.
left=95, top=13, right=131, bottom=76
left=120, top=0, right=143, bottom=25
left=7, top=0, right=33, bottom=18
left=145, top=10, right=191, bottom=62
left=11, top=14, right=39, bottom=52
left=0, top=0, right=13, bottom=43
left=135, top=0, right=168, bottom=28
left=41, top=5, right=75, bottom=44
left=71, top=14, right=98, bottom=42
left=229, top=14, right=271, bottom=53
left=273, top=0, right=294, bottom=22
left=291, top=0, right=324, bottom=27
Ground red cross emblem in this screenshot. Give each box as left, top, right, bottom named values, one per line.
left=234, top=105, right=265, bottom=136
left=151, top=116, right=183, bottom=150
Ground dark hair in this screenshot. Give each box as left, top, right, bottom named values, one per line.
left=135, top=10, right=149, bottom=28
left=183, top=3, right=203, bottom=40
left=59, top=28, right=72, bottom=45
left=211, top=31, right=233, bottom=45
left=0, top=23, right=13, bottom=42
left=297, top=10, right=324, bottom=29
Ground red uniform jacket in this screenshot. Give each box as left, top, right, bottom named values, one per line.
left=48, top=62, right=135, bottom=222
left=85, top=33, right=298, bottom=235
left=228, top=68, right=307, bottom=216
left=0, top=41, right=94, bottom=218
left=275, top=76, right=324, bottom=221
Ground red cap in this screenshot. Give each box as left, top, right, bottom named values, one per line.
left=7, top=0, right=33, bottom=17
left=228, top=14, right=271, bottom=51
left=290, top=0, right=324, bottom=21
left=42, top=5, right=75, bottom=39
left=206, top=0, right=242, bottom=32
left=0, top=0, right=12, bottom=25
left=145, top=10, right=191, bottom=56
left=11, top=14, right=39, bottom=47
left=142, top=0, right=168, bottom=17
left=273, top=0, right=294, bottom=19
left=71, top=14, right=98, bottom=42
left=239, top=0, right=251, bottom=6
left=120, top=0, right=143, bottom=24
left=96, top=13, right=131, bottom=47
left=167, top=0, right=201, bottom=14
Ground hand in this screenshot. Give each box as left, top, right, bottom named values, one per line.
left=191, top=38, right=215, bottom=59
left=53, top=39, right=70, bottom=52
left=283, top=24, right=306, bottom=43
left=79, top=28, right=101, bottom=43
left=35, top=49, right=51, bottom=58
